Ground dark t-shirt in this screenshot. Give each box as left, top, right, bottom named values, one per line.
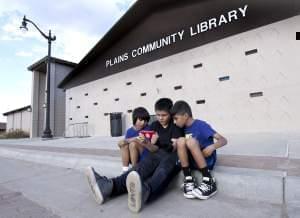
left=150, top=120, right=184, bottom=152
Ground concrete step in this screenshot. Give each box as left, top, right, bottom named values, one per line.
left=0, top=146, right=293, bottom=206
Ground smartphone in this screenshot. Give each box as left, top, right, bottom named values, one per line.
left=140, top=130, right=155, bottom=140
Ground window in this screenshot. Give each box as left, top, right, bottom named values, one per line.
left=127, top=109, right=133, bottom=113
left=104, top=113, right=109, bottom=116
left=155, top=74, right=162, bottom=78
left=196, top=100, right=206, bottom=104
left=250, top=92, right=263, bottom=98
left=174, top=85, right=183, bottom=90
left=103, top=88, right=108, bottom=91
left=245, top=49, right=258, bottom=56
left=219, top=76, right=230, bottom=82
left=69, top=118, right=72, bottom=120
left=193, top=63, right=203, bottom=68
left=84, top=93, right=88, bottom=96
left=93, top=102, right=98, bottom=106
left=76, top=106, right=80, bottom=109
left=85, top=115, right=89, bottom=118
left=140, top=92, right=147, bottom=96
left=69, top=97, right=72, bottom=100
left=126, top=82, right=132, bottom=86
left=115, top=98, right=119, bottom=102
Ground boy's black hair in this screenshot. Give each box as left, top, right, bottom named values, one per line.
left=154, top=98, right=173, bottom=113
left=171, top=100, right=193, bottom=117
left=132, top=107, right=150, bottom=125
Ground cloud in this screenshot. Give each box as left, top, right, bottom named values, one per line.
left=0, top=0, right=137, bottom=122
left=0, top=0, right=137, bottom=62
left=16, top=51, right=33, bottom=57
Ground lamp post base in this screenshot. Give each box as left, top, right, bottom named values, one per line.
left=42, top=130, right=53, bottom=139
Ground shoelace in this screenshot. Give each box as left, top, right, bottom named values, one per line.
left=185, top=182, right=195, bottom=191
left=198, top=182, right=210, bottom=193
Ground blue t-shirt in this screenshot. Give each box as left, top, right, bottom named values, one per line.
left=125, top=125, right=150, bottom=160
left=125, top=125, right=149, bottom=139
left=185, top=119, right=217, bottom=168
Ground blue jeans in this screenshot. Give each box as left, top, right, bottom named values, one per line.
left=111, top=149, right=180, bottom=201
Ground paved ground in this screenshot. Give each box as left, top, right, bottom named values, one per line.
left=0, top=133, right=300, bottom=217
left=0, top=157, right=287, bottom=218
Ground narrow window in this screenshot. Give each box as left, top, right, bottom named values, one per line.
left=93, top=102, right=98, bottom=106
left=250, top=92, right=263, bottom=98
left=174, top=85, right=183, bottom=90
left=103, top=88, right=108, bottom=92
left=155, top=74, right=162, bottom=78
left=245, top=49, right=258, bottom=56
left=127, top=110, right=133, bottom=113
left=219, top=76, right=230, bottom=82
left=126, top=82, right=132, bottom=86
left=140, top=92, right=147, bottom=96
left=77, top=106, right=80, bottom=109
left=193, top=63, right=203, bottom=68
left=196, top=100, right=206, bottom=104
left=115, top=98, right=119, bottom=102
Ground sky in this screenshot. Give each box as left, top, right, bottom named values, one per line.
left=0, top=0, right=136, bottom=122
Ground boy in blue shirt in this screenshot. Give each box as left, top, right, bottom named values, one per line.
left=171, top=100, right=227, bottom=200
left=118, top=107, right=150, bottom=172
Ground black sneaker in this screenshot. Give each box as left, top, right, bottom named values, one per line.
left=183, top=176, right=196, bottom=199
left=192, top=177, right=217, bottom=200
left=85, top=166, right=113, bottom=204
left=126, top=170, right=150, bottom=213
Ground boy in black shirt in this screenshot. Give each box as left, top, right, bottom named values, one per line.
left=85, top=98, right=183, bottom=213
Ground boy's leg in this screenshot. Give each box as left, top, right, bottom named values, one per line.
left=128, top=141, right=144, bottom=166
left=118, top=140, right=130, bottom=171
left=185, top=138, right=210, bottom=177
left=111, top=150, right=163, bottom=197
left=177, top=137, right=196, bottom=198
left=126, top=151, right=179, bottom=213
left=145, top=151, right=180, bottom=201
left=185, top=138, right=217, bottom=200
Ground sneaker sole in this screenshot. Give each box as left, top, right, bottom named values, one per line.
left=85, top=166, right=104, bottom=204
left=126, top=171, right=142, bottom=213
left=183, top=193, right=196, bottom=199
left=192, top=189, right=217, bottom=200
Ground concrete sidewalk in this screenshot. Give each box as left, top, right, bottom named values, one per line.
left=0, top=157, right=289, bottom=218
left=0, top=132, right=300, bottom=217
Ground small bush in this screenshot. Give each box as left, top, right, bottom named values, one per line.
left=4, top=129, right=30, bottom=139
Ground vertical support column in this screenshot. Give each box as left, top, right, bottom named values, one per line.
left=30, top=71, right=40, bottom=138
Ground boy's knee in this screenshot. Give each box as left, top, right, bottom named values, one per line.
left=118, top=140, right=127, bottom=148
left=177, top=137, right=187, bottom=150
left=186, top=138, right=198, bottom=149
left=129, top=141, right=139, bottom=149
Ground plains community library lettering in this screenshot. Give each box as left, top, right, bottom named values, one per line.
left=105, top=4, right=248, bottom=68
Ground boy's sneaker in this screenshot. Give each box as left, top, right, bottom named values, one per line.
left=192, top=177, right=217, bottom=200
left=183, top=176, right=196, bottom=199
left=126, top=170, right=150, bottom=213
left=85, top=166, right=113, bottom=204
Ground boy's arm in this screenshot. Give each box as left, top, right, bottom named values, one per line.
left=202, top=133, right=228, bottom=157
left=125, top=137, right=140, bottom=143
left=142, top=141, right=159, bottom=152
left=136, top=133, right=159, bottom=152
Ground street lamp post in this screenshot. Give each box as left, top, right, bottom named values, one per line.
left=20, top=15, right=56, bottom=138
